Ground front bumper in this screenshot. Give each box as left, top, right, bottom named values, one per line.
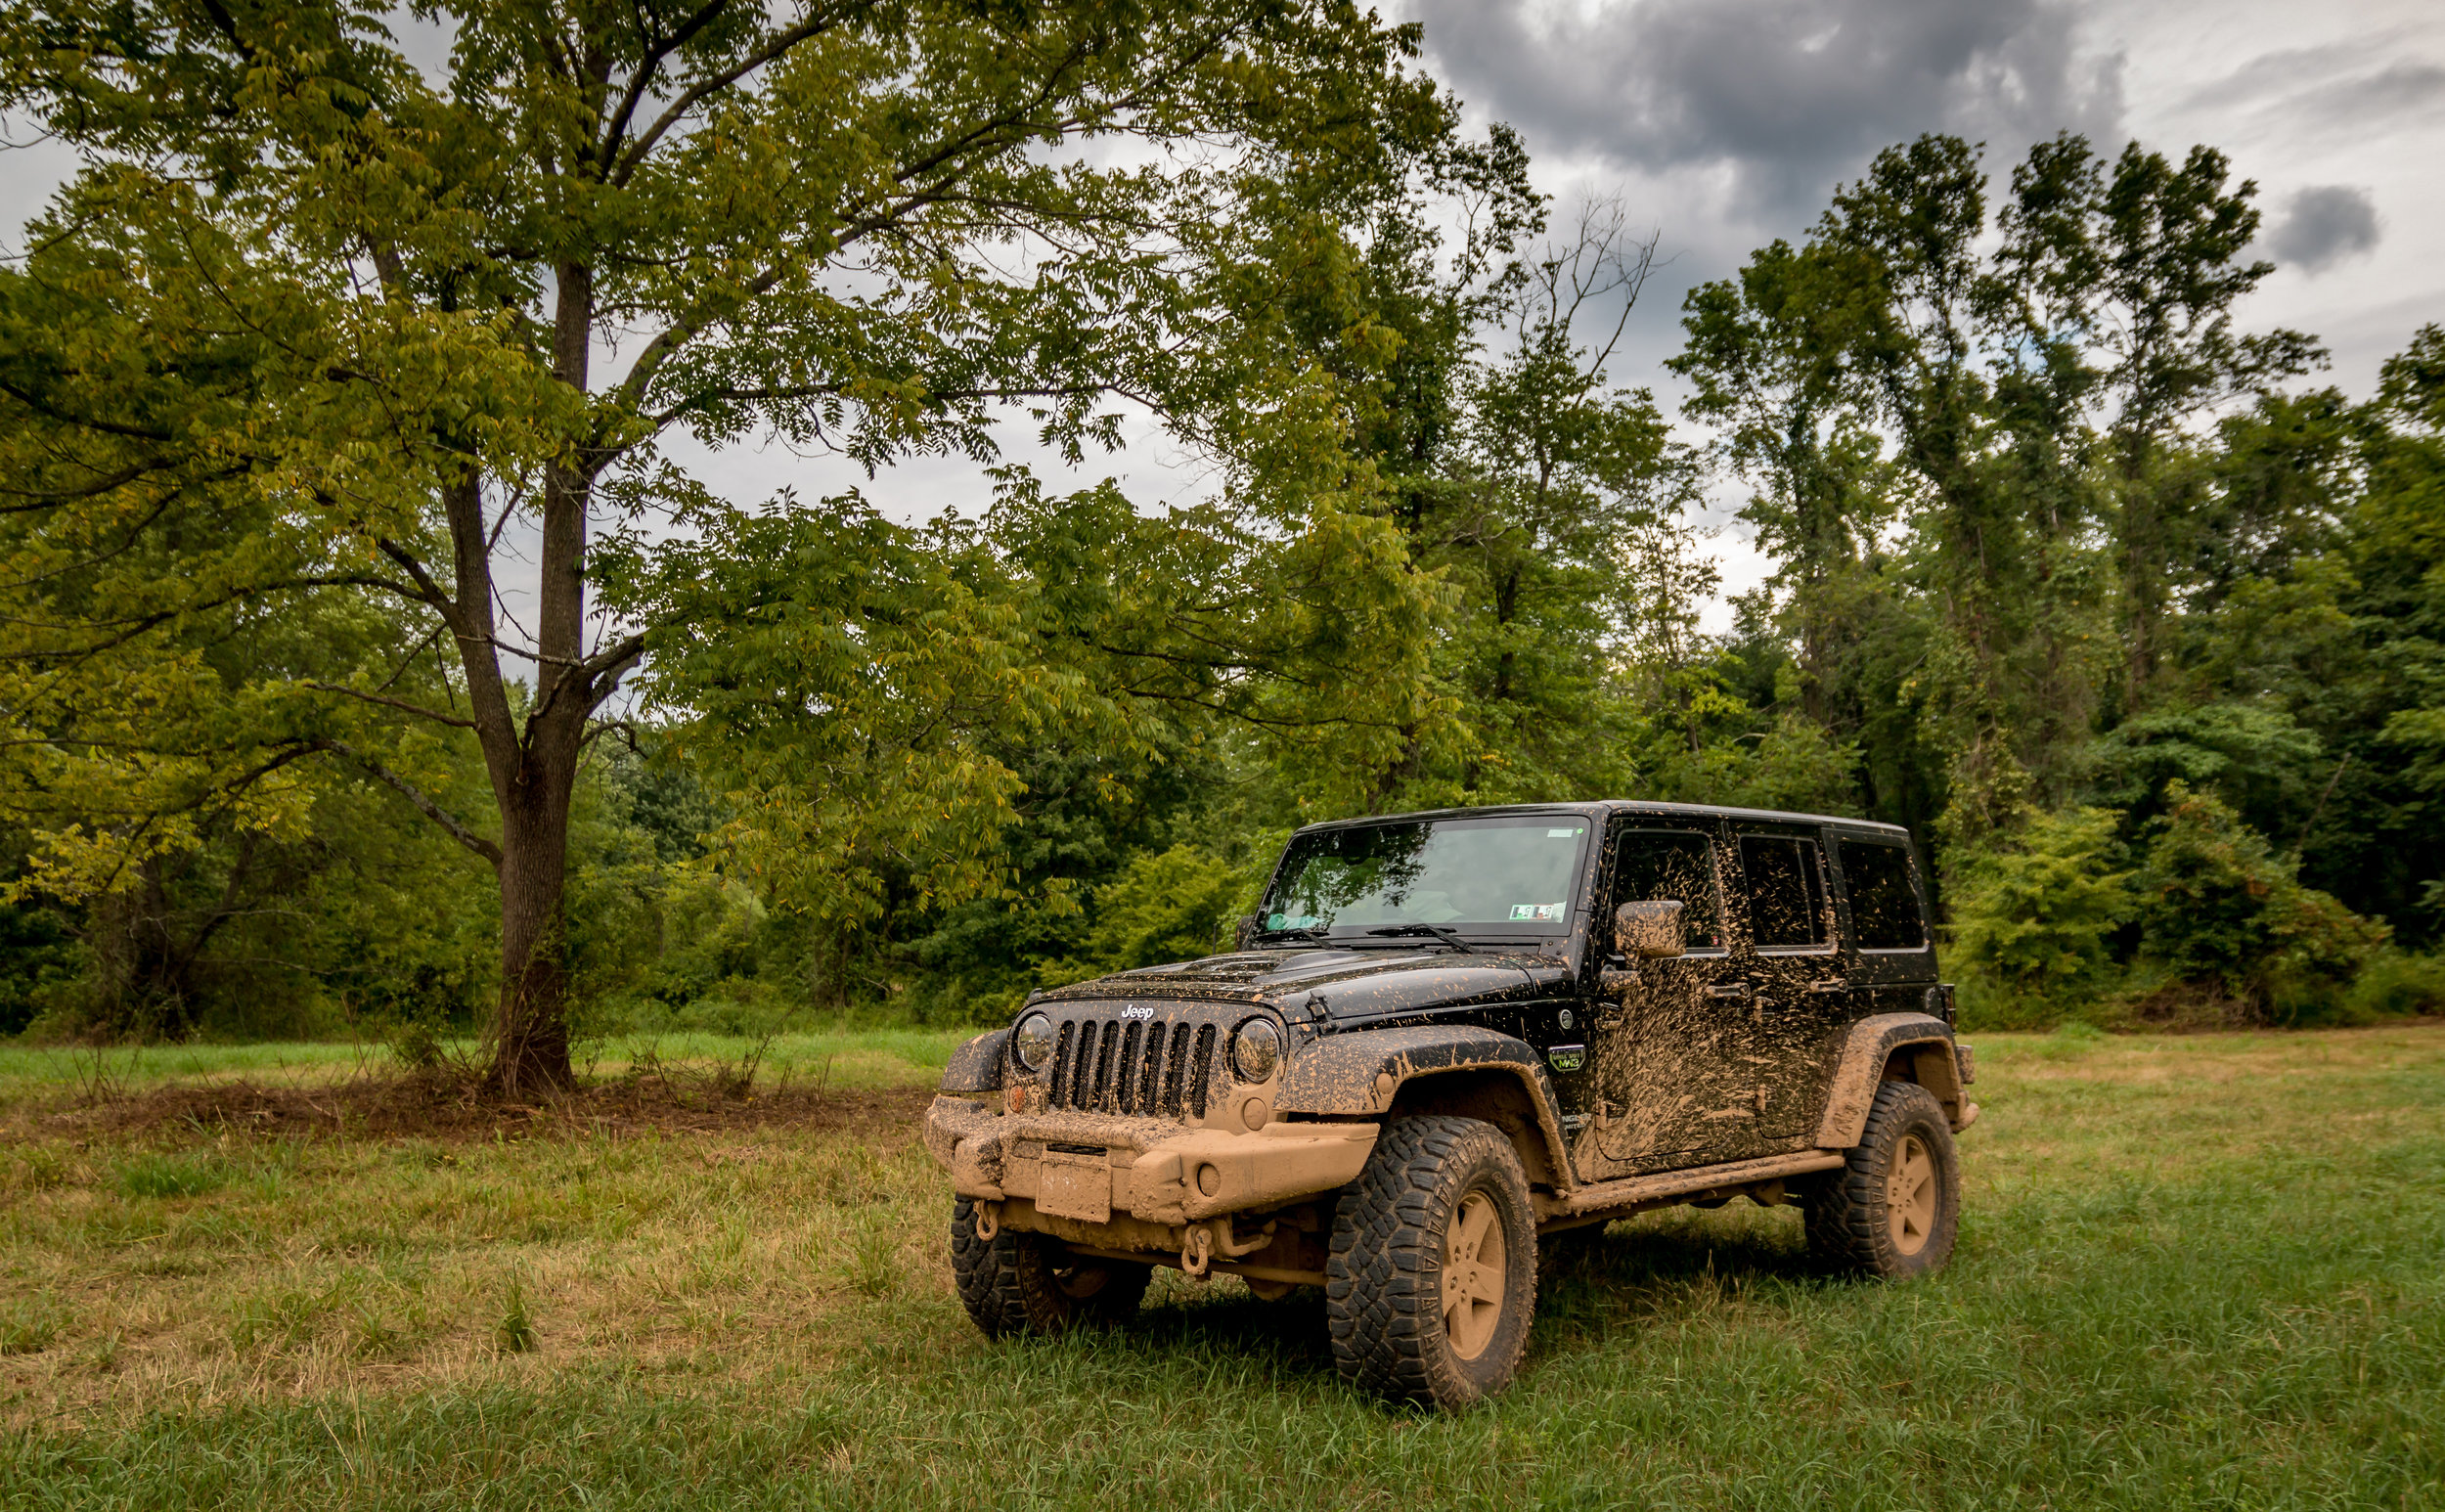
left=922, top=1095, right=1378, bottom=1226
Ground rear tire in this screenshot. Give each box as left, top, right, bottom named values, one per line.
left=950, top=1198, right=1152, bottom=1337
left=1804, top=1080, right=1960, bottom=1278
left=1327, top=1116, right=1537, bottom=1408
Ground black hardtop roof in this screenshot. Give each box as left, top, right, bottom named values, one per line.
left=1290, top=799, right=1911, bottom=839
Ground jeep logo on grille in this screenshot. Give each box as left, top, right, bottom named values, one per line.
left=1118, top=1004, right=1155, bottom=1020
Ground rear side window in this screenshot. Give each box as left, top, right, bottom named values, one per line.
left=1739, top=835, right=1831, bottom=950
left=1612, top=829, right=1725, bottom=951
left=1840, top=839, right=1927, bottom=951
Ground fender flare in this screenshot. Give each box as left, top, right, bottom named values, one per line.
left=1276, top=1025, right=1576, bottom=1191
left=1813, top=1012, right=1968, bottom=1147
left=939, top=1030, right=1008, bottom=1095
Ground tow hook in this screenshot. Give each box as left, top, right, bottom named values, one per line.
left=1179, top=1218, right=1276, bottom=1281
left=973, top=1200, right=1001, bottom=1240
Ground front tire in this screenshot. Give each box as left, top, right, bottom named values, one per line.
left=1327, top=1116, right=1537, bottom=1408
left=950, top=1198, right=1152, bottom=1338
left=1805, top=1080, right=1961, bottom=1278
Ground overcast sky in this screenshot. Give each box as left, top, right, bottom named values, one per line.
left=1410, top=0, right=2440, bottom=391
left=1392, top=0, right=2445, bottom=606
left=4, top=0, right=2439, bottom=625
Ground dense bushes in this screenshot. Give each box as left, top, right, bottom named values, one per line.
left=2133, top=784, right=2388, bottom=1018
left=1950, top=809, right=2135, bottom=1020
left=1952, top=783, right=2413, bottom=1030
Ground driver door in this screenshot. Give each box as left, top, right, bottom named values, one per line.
left=1587, top=823, right=1746, bottom=1176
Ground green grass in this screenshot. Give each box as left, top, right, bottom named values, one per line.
left=582, top=1027, right=978, bottom=1089
left=3, top=1024, right=2440, bottom=1509
left=0, top=1028, right=977, bottom=1115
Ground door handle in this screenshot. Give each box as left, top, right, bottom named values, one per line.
left=1707, top=982, right=1753, bottom=1000
left=1807, top=981, right=1849, bottom=996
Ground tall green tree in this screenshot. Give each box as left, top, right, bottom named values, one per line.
left=1336, top=192, right=1699, bottom=809
left=1429, top=200, right=1686, bottom=802
left=1674, top=132, right=2319, bottom=855
left=0, top=0, right=1445, bottom=1084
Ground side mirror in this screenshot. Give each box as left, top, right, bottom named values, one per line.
left=1233, top=912, right=1263, bottom=951
left=1614, top=900, right=1685, bottom=959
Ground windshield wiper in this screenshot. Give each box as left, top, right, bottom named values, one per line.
left=1364, top=924, right=1477, bottom=954
left=1253, top=926, right=1335, bottom=946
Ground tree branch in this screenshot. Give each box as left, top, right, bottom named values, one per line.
left=0, top=378, right=177, bottom=442
left=613, top=5, right=856, bottom=187
left=0, top=457, right=222, bottom=510
left=326, top=740, right=504, bottom=866
left=303, top=681, right=477, bottom=729
left=582, top=635, right=647, bottom=715
left=597, top=0, right=738, bottom=174
left=374, top=537, right=457, bottom=615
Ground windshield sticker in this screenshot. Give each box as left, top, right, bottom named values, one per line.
left=1546, top=827, right=1584, bottom=838
left=1266, top=912, right=1321, bottom=930
left=1509, top=903, right=1565, bottom=921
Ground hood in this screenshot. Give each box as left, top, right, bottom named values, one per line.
left=1035, top=947, right=1577, bottom=1023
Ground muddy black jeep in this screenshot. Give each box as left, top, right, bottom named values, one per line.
left=923, top=802, right=1978, bottom=1407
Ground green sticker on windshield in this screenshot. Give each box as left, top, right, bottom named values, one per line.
left=1509, top=903, right=1564, bottom=921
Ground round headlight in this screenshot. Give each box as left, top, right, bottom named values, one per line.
left=1011, top=1012, right=1056, bottom=1074
left=1230, top=1018, right=1282, bottom=1083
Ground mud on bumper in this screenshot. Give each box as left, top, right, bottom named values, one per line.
left=922, top=1095, right=1378, bottom=1229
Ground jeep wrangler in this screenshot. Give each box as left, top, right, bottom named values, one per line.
left=922, top=801, right=1978, bottom=1408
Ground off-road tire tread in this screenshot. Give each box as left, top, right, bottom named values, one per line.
left=1326, top=1115, right=1536, bottom=1408
left=951, top=1198, right=1149, bottom=1337
left=1804, top=1080, right=1960, bottom=1278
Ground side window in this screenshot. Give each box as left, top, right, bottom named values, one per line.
left=1612, top=829, right=1726, bottom=952
left=1739, top=835, right=1831, bottom=951
left=1840, top=839, right=1927, bottom=951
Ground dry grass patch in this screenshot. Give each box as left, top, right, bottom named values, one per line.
left=1, top=1053, right=953, bottom=1428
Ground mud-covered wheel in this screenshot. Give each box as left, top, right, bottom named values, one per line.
left=1327, top=1115, right=1537, bottom=1408
left=949, top=1198, right=1152, bottom=1338
left=1805, top=1080, right=1961, bottom=1278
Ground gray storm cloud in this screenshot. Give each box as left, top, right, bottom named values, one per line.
left=2183, top=41, right=2445, bottom=131
left=1409, top=0, right=2124, bottom=223
left=2265, top=185, right=2381, bottom=274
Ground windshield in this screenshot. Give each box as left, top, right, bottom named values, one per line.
left=1260, top=816, right=1593, bottom=939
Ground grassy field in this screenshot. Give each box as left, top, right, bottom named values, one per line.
left=0, top=1029, right=977, bottom=1117
left=3, top=1024, right=2440, bottom=1510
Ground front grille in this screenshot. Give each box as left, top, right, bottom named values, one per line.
left=1042, top=1007, right=1229, bottom=1117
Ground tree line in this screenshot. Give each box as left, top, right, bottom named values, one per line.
left=1, top=2, right=2438, bottom=1080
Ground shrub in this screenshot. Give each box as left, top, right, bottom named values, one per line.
left=1949, top=807, right=2135, bottom=1025
left=2134, top=781, right=2386, bottom=1021
left=2342, top=952, right=2445, bottom=1021
left=1036, top=843, right=1248, bottom=983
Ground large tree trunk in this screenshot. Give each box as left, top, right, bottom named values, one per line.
left=484, top=260, right=600, bottom=1093
left=438, top=252, right=603, bottom=1095
left=489, top=762, right=576, bottom=1094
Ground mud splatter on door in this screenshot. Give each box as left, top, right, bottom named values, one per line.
left=1731, top=827, right=1853, bottom=1145
left=1587, top=825, right=1750, bottom=1175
